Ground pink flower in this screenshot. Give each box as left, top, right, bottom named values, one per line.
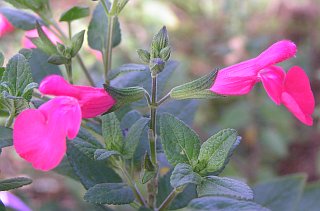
left=0, top=14, right=14, bottom=37
left=210, top=40, right=297, bottom=95
left=259, top=66, right=315, bottom=126
left=39, top=75, right=116, bottom=118
left=210, top=40, right=315, bottom=125
left=13, top=96, right=81, bottom=171
left=22, top=26, right=61, bottom=48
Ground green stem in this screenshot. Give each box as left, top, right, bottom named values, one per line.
left=68, top=22, right=72, bottom=39
left=157, top=92, right=171, bottom=106
left=104, top=15, right=115, bottom=83
left=157, top=189, right=179, bottom=211
left=65, top=62, right=73, bottom=84
left=5, top=112, right=15, bottom=128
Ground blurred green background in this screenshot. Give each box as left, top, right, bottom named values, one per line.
left=1, top=0, right=320, bottom=210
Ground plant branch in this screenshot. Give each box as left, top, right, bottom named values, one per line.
left=157, top=189, right=179, bottom=211
left=157, top=92, right=171, bottom=106
left=104, top=15, right=115, bottom=83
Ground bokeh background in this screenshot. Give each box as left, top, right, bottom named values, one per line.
left=1, top=0, right=320, bottom=210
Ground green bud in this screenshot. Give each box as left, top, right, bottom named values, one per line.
left=63, top=48, right=72, bottom=59
left=150, top=58, right=165, bottom=76
left=18, top=49, right=32, bottom=60
left=159, top=46, right=171, bottom=62
left=150, top=26, right=169, bottom=59
left=170, top=70, right=222, bottom=100
left=48, top=55, right=69, bottom=65
left=136, top=49, right=150, bottom=64
left=56, top=43, right=66, bottom=55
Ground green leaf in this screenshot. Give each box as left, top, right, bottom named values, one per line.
left=1, top=53, right=34, bottom=100
left=31, top=22, right=57, bottom=55
left=4, top=0, right=45, bottom=11
left=94, top=149, right=120, bottom=161
left=71, top=30, right=85, bottom=57
left=170, top=163, right=201, bottom=188
left=29, top=49, right=62, bottom=83
left=84, top=183, right=134, bottom=205
left=123, top=117, right=150, bottom=159
left=0, top=7, right=41, bottom=30
left=253, top=174, right=306, bottom=211
left=159, top=113, right=200, bottom=167
left=120, top=110, right=142, bottom=130
left=195, top=129, right=240, bottom=175
left=19, top=48, right=33, bottom=60
left=47, top=55, right=69, bottom=65
left=170, top=70, right=221, bottom=100
left=0, top=177, right=32, bottom=191
left=0, top=52, right=4, bottom=67
left=59, top=6, right=90, bottom=22
left=103, top=85, right=146, bottom=112
left=157, top=170, right=197, bottom=209
left=197, top=176, right=253, bottom=200
left=88, top=2, right=121, bottom=52
left=136, top=49, right=150, bottom=64
left=108, top=63, right=148, bottom=81
left=298, top=181, right=320, bottom=211
left=53, top=157, right=80, bottom=181
left=67, top=130, right=122, bottom=189
left=101, top=112, right=123, bottom=152
left=188, top=196, right=270, bottom=211
left=150, top=26, right=169, bottom=59
left=0, top=127, right=13, bottom=149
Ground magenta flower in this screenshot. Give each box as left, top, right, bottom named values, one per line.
left=210, top=40, right=315, bottom=125
left=210, top=40, right=297, bottom=95
left=13, top=96, right=81, bottom=171
left=259, top=66, right=314, bottom=126
left=0, top=14, right=14, bottom=37
left=39, top=75, right=116, bottom=118
left=22, top=26, right=60, bottom=48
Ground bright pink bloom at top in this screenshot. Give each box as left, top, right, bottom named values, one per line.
left=259, top=66, right=315, bottom=126
left=0, top=14, right=14, bottom=37
left=22, top=26, right=61, bottom=48
left=13, top=96, right=81, bottom=171
left=39, top=75, right=116, bottom=118
left=210, top=40, right=297, bottom=95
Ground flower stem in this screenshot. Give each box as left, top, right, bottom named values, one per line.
left=104, top=15, right=115, bottom=84
left=65, top=62, right=73, bottom=84
left=5, top=112, right=15, bottom=128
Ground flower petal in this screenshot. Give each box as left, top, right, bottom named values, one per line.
left=258, top=66, right=286, bottom=105
left=13, top=97, right=81, bottom=171
left=40, top=75, right=116, bottom=118
left=281, top=66, right=314, bottom=126
left=211, top=40, right=296, bottom=95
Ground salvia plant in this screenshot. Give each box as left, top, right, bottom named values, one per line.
left=0, top=0, right=318, bottom=211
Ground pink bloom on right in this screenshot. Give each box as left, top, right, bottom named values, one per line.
left=210, top=40, right=315, bottom=126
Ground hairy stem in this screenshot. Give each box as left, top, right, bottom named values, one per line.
left=104, top=15, right=115, bottom=83
left=157, top=189, right=179, bottom=211
left=157, top=92, right=171, bottom=106
left=65, top=62, right=73, bottom=84
left=5, top=112, right=15, bottom=128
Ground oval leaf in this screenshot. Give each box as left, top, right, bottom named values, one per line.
left=0, top=177, right=32, bottom=191
left=60, top=6, right=90, bottom=22
left=101, top=112, right=123, bottom=152
left=170, top=163, right=201, bottom=188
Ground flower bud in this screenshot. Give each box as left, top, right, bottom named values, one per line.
left=137, top=49, right=150, bottom=64
left=150, top=58, right=165, bottom=76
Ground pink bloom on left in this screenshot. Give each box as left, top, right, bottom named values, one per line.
left=0, top=14, right=14, bottom=37
left=13, top=96, right=81, bottom=171
left=14, top=75, right=116, bottom=171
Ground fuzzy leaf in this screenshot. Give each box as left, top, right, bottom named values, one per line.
left=0, top=177, right=32, bottom=191
left=170, top=163, right=201, bottom=188
left=197, top=176, right=253, bottom=200
left=123, top=117, right=150, bottom=159
left=188, top=196, right=270, bottom=211
left=0, top=7, right=41, bottom=30
left=60, top=6, right=90, bottom=22
left=88, top=1, right=121, bottom=51
left=84, top=183, right=134, bottom=205
left=71, top=30, right=85, bottom=57
left=94, top=149, right=120, bottom=161
left=159, top=113, right=200, bottom=167
left=31, top=22, right=57, bottom=55
left=195, top=129, right=240, bottom=175
left=253, top=174, right=306, bottom=211
left=101, top=112, right=123, bottom=152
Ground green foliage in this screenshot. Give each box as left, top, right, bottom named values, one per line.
left=31, top=22, right=58, bottom=55
left=101, top=112, right=123, bottom=152
left=187, top=196, right=270, bottom=211
left=94, top=149, right=120, bottom=161
left=5, top=0, right=49, bottom=11
left=84, top=183, right=134, bottom=205
left=253, top=174, right=306, bottom=211
left=0, top=126, right=13, bottom=149
left=170, top=163, right=201, bottom=188
left=123, top=117, right=150, bottom=159
left=0, top=53, right=4, bottom=67
left=60, top=6, right=90, bottom=22
left=170, top=70, right=221, bottom=100
left=66, top=129, right=122, bottom=189
left=160, top=113, right=201, bottom=167
left=136, top=49, right=151, bottom=64
left=298, top=182, right=320, bottom=211
left=150, top=26, right=169, bottom=59
left=29, top=49, right=62, bottom=83
left=47, top=55, right=69, bottom=65
left=0, top=7, right=41, bottom=30
left=195, top=129, right=241, bottom=175
left=70, top=30, right=85, bottom=57
left=0, top=177, right=32, bottom=191
left=197, top=176, right=253, bottom=200
left=88, top=2, right=121, bottom=52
